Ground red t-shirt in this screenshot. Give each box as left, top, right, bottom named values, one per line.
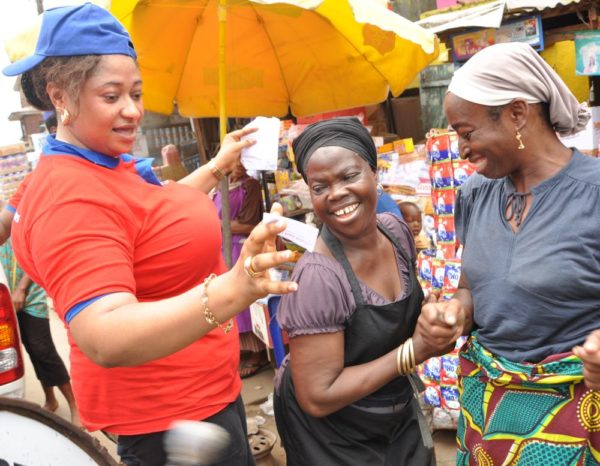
left=6, top=172, right=31, bottom=212
left=11, top=153, right=241, bottom=435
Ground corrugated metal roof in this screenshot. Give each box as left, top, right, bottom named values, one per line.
left=417, top=0, right=582, bottom=34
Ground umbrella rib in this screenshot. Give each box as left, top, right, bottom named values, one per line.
left=175, top=0, right=211, bottom=109
left=248, top=3, right=292, bottom=113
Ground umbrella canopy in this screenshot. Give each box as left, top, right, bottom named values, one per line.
left=111, top=0, right=439, bottom=118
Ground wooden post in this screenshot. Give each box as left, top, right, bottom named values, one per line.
left=191, top=118, right=208, bottom=166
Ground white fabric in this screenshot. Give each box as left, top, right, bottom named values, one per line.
left=448, top=42, right=590, bottom=136
left=416, top=0, right=505, bottom=34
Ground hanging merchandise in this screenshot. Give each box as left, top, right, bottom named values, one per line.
left=416, top=129, right=476, bottom=431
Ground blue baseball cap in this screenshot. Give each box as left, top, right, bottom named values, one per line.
left=3, top=2, right=136, bottom=77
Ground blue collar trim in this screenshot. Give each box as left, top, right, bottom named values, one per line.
left=42, top=134, right=162, bottom=186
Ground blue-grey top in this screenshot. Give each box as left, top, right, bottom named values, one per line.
left=455, top=149, right=600, bottom=363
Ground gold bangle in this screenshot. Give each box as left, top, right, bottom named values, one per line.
left=402, top=341, right=410, bottom=375
left=403, top=338, right=415, bottom=375
left=408, top=338, right=416, bottom=372
left=396, top=338, right=416, bottom=376
left=207, top=160, right=225, bottom=180
left=201, top=273, right=233, bottom=333
left=396, top=344, right=403, bottom=375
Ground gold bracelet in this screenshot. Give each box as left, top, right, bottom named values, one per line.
left=201, top=273, right=233, bottom=333
left=396, top=338, right=416, bottom=376
left=402, top=341, right=410, bottom=375
left=403, top=338, right=415, bottom=375
left=408, top=337, right=416, bottom=372
left=396, top=344, right=403, bottom=375
left=207, top=160, right=225, bottom=180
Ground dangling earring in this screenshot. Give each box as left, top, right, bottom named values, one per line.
left=515, top=130, right=525, bottom=150
left=376, top=183, right=384, bottom=195
left=60, top=108, right=71, bottom=126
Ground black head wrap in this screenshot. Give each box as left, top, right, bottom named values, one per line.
left=292, top=117, right=377, bottom=181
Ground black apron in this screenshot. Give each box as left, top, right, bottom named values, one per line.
left=274, top=222, right=435, bottom=466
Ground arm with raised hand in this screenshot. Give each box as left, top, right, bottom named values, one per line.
left=178, top=127, right=257, bottom=194
left=67, top=204, right=297, bottom=368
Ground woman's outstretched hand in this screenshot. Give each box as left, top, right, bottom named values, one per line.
left=233, top=203, right=298, bottom=300
left=573, top=330, right=600, bottom=390
left=213, top=127, right=258, bottom=175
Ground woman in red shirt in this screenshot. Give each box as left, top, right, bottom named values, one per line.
left=3, top=4, right=296, bottom=465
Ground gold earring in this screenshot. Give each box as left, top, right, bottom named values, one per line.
left=515, top=130, right=525, bottom=150
left=61, top=109, right=71, bottom=126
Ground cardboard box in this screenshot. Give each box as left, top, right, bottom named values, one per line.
left=250, top=302, right=272, bottom=347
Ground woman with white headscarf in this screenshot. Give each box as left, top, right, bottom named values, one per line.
left=416, top=42, right=600, bottom=464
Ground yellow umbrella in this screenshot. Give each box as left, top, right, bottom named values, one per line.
left=111, top=0, right=439, bottom=120
left=110, top=0, right=438, bottom=266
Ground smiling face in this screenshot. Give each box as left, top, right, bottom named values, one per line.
left=53, top=55, right=143, bottom=157
left=444, top=93, right=519, bottom=179
left=305, top=146, right=378, bottom=241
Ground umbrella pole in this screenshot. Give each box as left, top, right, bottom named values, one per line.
left=218, top=0, right=233, bottom=269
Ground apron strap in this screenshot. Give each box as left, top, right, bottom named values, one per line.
left=320, top=225, right=365, bottom=307
left=408, top=374, right=434, bottom=450
left=321, top=219, right=417, bottom=307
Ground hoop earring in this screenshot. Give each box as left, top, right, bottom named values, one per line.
left=60, top=108, right=71, bottom=126
left=515, top=130, right=525, bottom=150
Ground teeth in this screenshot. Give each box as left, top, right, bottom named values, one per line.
left=334, top=204, right=358, bottom=216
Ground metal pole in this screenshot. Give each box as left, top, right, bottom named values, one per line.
left=218, top=0, right=233, bottom=269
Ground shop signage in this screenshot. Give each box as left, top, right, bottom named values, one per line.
left=575, top=30, right=600, bottom=76
left=450, top=14, right=543, bottom=62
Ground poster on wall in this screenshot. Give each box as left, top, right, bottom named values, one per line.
left=450, top=15, right=543, bottom=62
left=575, top=31, right=600, bottom=76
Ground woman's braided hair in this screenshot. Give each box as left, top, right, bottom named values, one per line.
left=20, top=55, right=102, bottom=111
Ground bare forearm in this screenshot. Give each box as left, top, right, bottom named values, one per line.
left=71, top=270, right=257, bottom=367
left=0, top=208, right=14, bottom=245
left=293, top=349, right=400, bottom=417
left=17, top=274, right=32, bottom=292
left=178, top=165, right=221, bottom=193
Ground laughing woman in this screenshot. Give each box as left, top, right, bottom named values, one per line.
left=273, top=118, right=454, bottom=466
left=422, top=42, right=600, bottom=465
left=2, top=5, right=296, bottom=465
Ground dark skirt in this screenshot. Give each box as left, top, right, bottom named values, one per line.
left=274, top=367, right=435, bottom=466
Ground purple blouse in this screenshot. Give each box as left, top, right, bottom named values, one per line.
left=278, top=213, right=416, bottom=338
